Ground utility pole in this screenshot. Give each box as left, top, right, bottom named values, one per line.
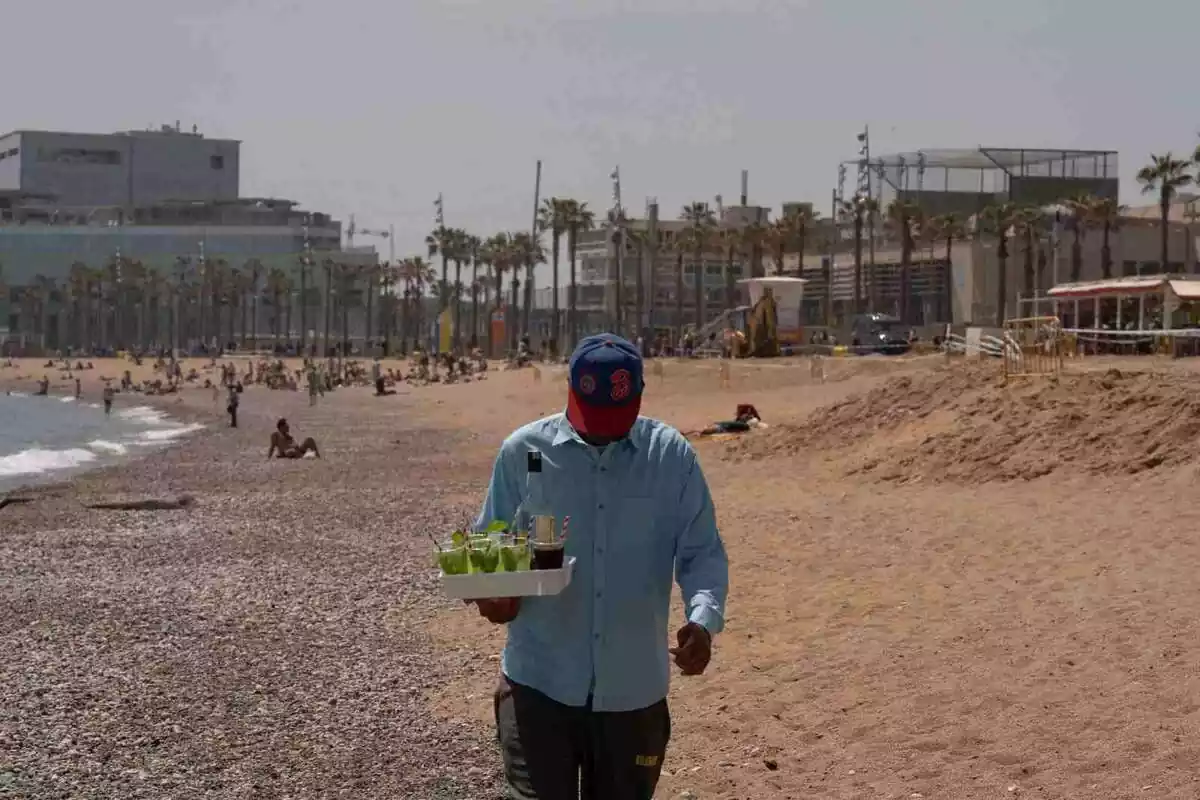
left=610, top=165, right=623, bottom=334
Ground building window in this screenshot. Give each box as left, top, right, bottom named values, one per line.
left=37, top=147, right=122, bottom=165
left=210, top=155, right=225, bottom=170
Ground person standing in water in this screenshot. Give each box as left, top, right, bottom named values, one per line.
left=102, top=385, right=114, bottom=415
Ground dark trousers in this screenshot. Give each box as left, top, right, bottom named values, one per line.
left=494, top=676, right=670, bottom=800
left=228, top=405, right=238, bottom=428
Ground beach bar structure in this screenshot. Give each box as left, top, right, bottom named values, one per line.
left=1041, top=275, right=1200, bottom=355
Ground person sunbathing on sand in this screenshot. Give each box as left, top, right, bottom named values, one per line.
left=267, top=418, right=321, bottom=459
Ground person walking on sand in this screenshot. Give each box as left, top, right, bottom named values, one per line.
left=227, top=383, right=240, bottom=428
left=470, top=333, right=729, bottom=799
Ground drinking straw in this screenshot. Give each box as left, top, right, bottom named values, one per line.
left=428, top=533, right=443, bottom=551
left=561, top=516, right=570, bottom=543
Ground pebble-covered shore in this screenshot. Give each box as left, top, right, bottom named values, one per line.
left=0, top=381, right=506, bottom=798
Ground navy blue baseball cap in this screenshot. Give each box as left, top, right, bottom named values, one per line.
left=566, top=334, right=645, bottom=437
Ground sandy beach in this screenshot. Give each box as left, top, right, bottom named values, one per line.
left=5, top=352, right=1200, bottom=798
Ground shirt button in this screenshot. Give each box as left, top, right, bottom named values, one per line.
left=596, top=591, right=603, bottom=598
left=598, top=503, right=604, bottom=509
left=600, top=467, right=607, bottom=472
left=594, top=633, right=600, bottom=640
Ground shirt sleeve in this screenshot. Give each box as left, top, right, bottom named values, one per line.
left=674, top=444, right=729, bottom=636
left=476, top=436, right=524, bottom=531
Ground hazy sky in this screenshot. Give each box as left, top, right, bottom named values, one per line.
left=8, top=0, right=1200, bottom=267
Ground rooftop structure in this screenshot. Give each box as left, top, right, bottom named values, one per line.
left=841, top=146, right=1119, bottom=218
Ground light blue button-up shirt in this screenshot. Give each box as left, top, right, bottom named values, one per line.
left=476, top=412, right=729, bottom=713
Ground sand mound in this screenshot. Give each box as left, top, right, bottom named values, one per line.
left=728, top=364, right=1200, bottom=483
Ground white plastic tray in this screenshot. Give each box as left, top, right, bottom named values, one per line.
left=441, top=557, right=575, bottom=600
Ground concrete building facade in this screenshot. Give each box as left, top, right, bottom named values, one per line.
left=0, top=125, right=239, bottom=210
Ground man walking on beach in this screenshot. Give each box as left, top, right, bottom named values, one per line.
left=472, top=333, right=729, bottom=799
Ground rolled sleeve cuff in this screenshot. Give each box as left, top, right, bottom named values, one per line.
left=688, top=602, right=724, bottom=636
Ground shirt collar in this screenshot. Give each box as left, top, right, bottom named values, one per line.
left=551, top=412, right=639, bottom=451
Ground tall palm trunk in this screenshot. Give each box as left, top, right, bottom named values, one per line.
left=471, top=259, right=480, bottom=348
left=1159, top=190, right=1171, bottom=272
left=996, top=233, right=1009, bottom=325
left=440, top=254, right=449, bottom=310
left=724, top=243, right=735, bottom=313
left=943, top=237, right=955, bottom=325
left=399, top=284, right=410, bottom=352
left=633, top=244, right=644, bottom=341
left=899, top=223, right=912, bottom=323
left=1070, top=229, right=1083, bottom=282
left=522, top=259, right=534, bottom=339
left=1023, top=230, right=1036, bottom=298
left=453, top=259, right=463, bottom=351
left=853, top=211, right=864, bottom=315
left=692, top=245, right=704, bottom=331
left=568, top=226, right=579, bottom=346
left=1101, top=222, right=1113, bottom=279
left=323, top=263, right=333, bottom=358
left=675, top=250, right=685, bottom=343
left=509, top=275, right=520, bottom=351
left=550, top=231, right=562, bottom=354
left=298, top=265, right=308, bottom=352
left=240, top=288, right=249, bottom=348
left=613, top=232, right=623, bottom=335
left=823, top=253, right=833, bottom=327
left=365, top=275, right=375, bottom=355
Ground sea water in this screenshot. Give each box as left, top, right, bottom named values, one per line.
left=0, top=393, right=204, bottom=491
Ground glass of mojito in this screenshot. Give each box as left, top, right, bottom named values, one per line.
left=436, top=544, right=470, bottom=575
left=468, top=538, right=500, bottom=573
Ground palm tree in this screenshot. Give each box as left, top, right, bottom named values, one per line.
left=561, top=200, right=595, bottom=346
left=680, top=203, right=716, bottom=333
left=244, top=258, right=263, bottom=350
left=321, top=258, right=336, bottom=357
left=924, top=213, right=967, bottom=324
left=266, top=267, right=292, bottom=344
left=625, top=226, right=647, bottom=339
left=607, top=208, right=631, bottom=333
left=980, top=203, right=1021, bottom=324
left=764, top=219, right=790, bottom=277
left=885, top=200, right=922, bottom=323
left=714, top=226, right=738, bottom=315
left=538, top=198, right=570, bottom=354
left=1088, top=197, right=1123, bottom=279
left=465, top=235, right=482, bottom=347
left=510, top=231, right=544, bottom=348
left=840, top=196, right=871, bottom=314
left=1137, top=153, right=1194, bottom=274
left=425, top=225, right=454, bottom=312
left=1064, top=193, right=1095, bottom=283
left=1010, top=205, right=1045, bottom=301
left=296, top=252, right=313, bottom=352
left=446, top=228, right=469, bottom=351
left=781, top=205, right=817, bottom=277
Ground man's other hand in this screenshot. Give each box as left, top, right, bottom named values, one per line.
left=669, top=622, right=712, bottom=675
left=466, top=597, right=521, bottom=624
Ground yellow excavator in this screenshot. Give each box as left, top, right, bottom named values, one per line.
left=728, top=288, right=779, bottom=358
